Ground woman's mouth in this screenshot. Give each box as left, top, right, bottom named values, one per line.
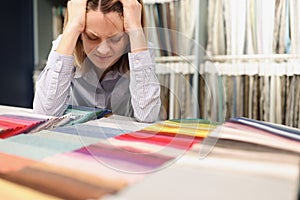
left=95, top=54, right=112, bottom=60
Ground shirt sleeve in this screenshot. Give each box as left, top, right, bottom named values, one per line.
left=128, top=49, right=161, bottom=123
left=33, top=36, right=75, bottom=116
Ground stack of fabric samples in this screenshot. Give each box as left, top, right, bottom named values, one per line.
left=211, top=117, right=300, bottom=154
left=0, top=114, right=49, bottom=139
left=62, top=105, right=112, bottom=126
left=0, top=112, right=300, bottom=200
left=103, top=117, right=300, bottom=200
left=0, top=105, right=112, bottom=139
left=0, top=116, right=212, bottom=199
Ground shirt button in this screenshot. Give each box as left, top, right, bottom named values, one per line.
left=135, top=59, right=140, bottom=64
left=96, top=88, right=103, bottom=94
left=56, top=61, right=63, bottom=67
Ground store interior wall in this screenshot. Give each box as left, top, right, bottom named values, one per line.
left=0, top=0, right=34, bottom=108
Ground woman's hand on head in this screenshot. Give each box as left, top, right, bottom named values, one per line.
left=118, top=0, right=147, bottom=53
left=56, top=0, right=87, bottom=55
left=65, top=0, right=88, bottom=35
left=119, top=0, right=143, bottom=31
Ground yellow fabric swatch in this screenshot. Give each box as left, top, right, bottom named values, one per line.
left=0, top=178, right=61, bottom=200
left=144, top=121, right=216, bottom=138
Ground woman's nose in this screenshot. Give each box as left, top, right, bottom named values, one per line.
left=96, top=41, right=111, bottom=56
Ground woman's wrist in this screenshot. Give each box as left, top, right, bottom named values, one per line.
left=56, top=26, right=81, bottom=55
left=127, top=27, right=148, bottom=53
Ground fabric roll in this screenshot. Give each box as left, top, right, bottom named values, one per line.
left=198, top=74, right=206, bottom=118
left=275, top=75, right=282, bottom=124
left=244, top=75, right=250, bottom=117
left=254, top=0, right=276, bottom=54
left=168, top=1, right=177, bottom=54
left=279, top=0, right=288, bottom=53
left=284, top=0, right=291, bottom=53
left=293, top=76, right=300, bottom=127
left=245, top=0, right=256, bottom=54
left=185, top=74, right=193, bottom=118
left=206, top=0, right=226, bottom=55
left=290, top=0, right=300, bottom=54
left=285, top=76, right=291, bottom=125
left=223, top=0, right=247, bottom=55
left=248, top=75, right=254, bottom=119
left=157, top=74, right=170, bottom=120
left=280, top=76, right=287, bottom=124
left=273, top=0, right=286, bottom=53
left=288, top=76, right=296, bottom=127
left=174, top=73, right=181, bottom=119
left=269, top=75, right=276, bottom=123
left=252, top=75, right=259, bottom=120
left=259, top=76, right=264, bottom=121
left=235, top=75, right=244, bottom=117
left=227, top=76, right=234, bottom=119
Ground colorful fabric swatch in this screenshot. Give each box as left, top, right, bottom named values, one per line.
left=0, top=129, right=112, bottom=160
left=63, top=105, right=111, bottom=126
left=0, top=161, right=126, bottom=200
left=53, top=124, right=128, bottom=138
left=0, top=178, right=60, bottom=200
left=0, top=152, right=36, bottom=173
left=0, top=114, right=48, bottom=138
left=114, top=130, right=203, bottom=150
left=2, top=113, right=299, bottom=200
left=230, top=117, right=300, bottom=141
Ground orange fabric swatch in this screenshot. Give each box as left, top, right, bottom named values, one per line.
left=0, top=152, right=35, bottom=173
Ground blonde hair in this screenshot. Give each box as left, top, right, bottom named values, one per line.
left=63, top=0, right=146, bottom=73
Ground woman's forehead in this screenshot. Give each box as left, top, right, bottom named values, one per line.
left=86, top=10, right=124, bottom=38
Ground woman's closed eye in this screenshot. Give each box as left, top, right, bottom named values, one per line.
left=108, top=35, right=123, bottom=43
left=86, top=34, right=99, bottom=41
left=84, top=32, right=125, bottom=43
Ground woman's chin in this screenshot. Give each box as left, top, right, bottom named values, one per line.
left=90, top=57, right=115, bottom=69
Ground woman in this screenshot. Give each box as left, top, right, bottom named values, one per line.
left=33, top=0, right=161, bottom=122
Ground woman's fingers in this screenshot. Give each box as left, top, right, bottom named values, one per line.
left=118, top=0, right=143, bottom=31
left=65, top=0, right=88, bottom=34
